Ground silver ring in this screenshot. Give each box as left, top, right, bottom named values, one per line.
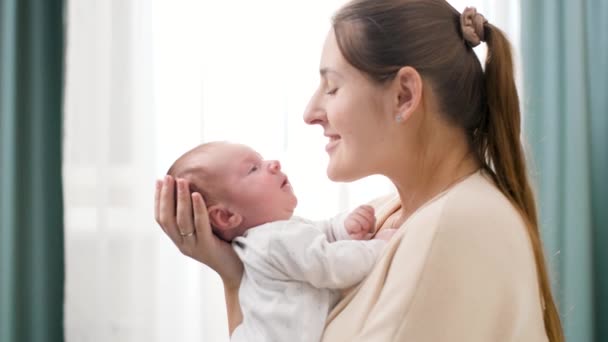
left=179, top=231, right=195, bottom=237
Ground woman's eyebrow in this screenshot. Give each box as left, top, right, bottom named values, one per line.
left=320, top=67, right=343, bottom=79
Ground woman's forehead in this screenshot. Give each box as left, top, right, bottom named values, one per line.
left=319, top=30, right=369, bottom=85
left=320, top=31, right=343, bottom=74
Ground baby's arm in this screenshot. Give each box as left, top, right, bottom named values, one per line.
left=319, top=205, right=377, bottom=242
left=266, top=220, right=394, bottom=289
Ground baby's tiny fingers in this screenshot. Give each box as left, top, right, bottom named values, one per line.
left=352, top=214, right=370, bottom=230
left=358, top=205, right=375, bottom=215
left=355, top=211, right=375, bottom=230
left=362, top=210, right=376, bottom=223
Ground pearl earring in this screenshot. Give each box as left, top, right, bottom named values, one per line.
left=395, top=114, right=403, bottom=123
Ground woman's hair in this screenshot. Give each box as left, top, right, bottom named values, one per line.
left=332, top=0, right=564, bottom=340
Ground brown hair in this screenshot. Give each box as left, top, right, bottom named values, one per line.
left=332, top=0, right=564, bottom=340
left=166, top=141, right=226, bottom=206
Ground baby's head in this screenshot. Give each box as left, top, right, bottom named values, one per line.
left=167, top=142, right=298, bottom=241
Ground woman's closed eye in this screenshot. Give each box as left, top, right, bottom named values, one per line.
left=326, top=87, right=338, bottom=95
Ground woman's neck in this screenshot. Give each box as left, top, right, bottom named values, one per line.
left=386, top=131, right=480, bottom=225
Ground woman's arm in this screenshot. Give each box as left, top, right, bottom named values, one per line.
left=155, top=176, right=245, bottom=334
left=224, top=282, right=244, bottom=335
left=323, top=198, right=545, bottom=341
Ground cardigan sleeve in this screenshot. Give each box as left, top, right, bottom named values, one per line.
left=349, top=202, right=545, bottom=341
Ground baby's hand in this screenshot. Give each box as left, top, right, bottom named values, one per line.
left=344, top=205, right=376, bottom=240
left=374, top=228, right=398, bottom=242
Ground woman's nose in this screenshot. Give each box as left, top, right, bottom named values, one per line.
left=267, top=160, right=281, bottom=173
left=303, top=89, right=326, bottom=126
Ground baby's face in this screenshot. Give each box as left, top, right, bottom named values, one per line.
left=211, top=143, right=298, bottom=227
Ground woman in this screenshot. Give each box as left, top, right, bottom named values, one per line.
left=155, top=0, right=564, bottom=340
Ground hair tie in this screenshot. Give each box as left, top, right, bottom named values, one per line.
left=460, top=7, right=488, bottom=47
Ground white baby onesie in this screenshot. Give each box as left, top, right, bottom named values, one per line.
left=230, top=215, right=386, bottom=342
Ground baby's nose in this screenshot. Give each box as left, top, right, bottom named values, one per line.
left=268, top=160, right=281, bottom=173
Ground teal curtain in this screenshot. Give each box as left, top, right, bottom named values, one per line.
left=522, top=1, right=608, bottom=341
left=0, top=0, right=65, bottom=341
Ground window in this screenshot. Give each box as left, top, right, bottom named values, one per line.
left=64, top=1, right=520, bottom=341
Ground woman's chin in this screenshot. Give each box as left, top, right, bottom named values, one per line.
left=326, top=161, right=361, bottom=182
left=326, top=169, right=342, bottom=182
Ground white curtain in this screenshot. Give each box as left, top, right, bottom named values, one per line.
left=63, top=1, right=520, bottom=341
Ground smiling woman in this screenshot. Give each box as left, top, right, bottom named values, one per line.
left=63, top=0, right=521, bottom=341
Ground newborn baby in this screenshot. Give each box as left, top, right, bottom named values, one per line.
left=167, top=141, right=395, bottom=342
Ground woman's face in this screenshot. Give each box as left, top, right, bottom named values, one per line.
left=304, top=30, right=395, bottom=181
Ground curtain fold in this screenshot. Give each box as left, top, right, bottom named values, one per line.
left=521, top=1, right=608, bottom=341
left=0, top=1, right=65, bottom=341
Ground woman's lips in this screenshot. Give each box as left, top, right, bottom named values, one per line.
left=325, top=136, right=340, bottom=153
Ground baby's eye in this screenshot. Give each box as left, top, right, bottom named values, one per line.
left=248, top=165, right=258, bottom=174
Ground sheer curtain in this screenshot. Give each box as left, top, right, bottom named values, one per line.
left=63, top=1, right=520, bottom=341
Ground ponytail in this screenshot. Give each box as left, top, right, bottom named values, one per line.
left=482, top=24, right=564, bottom=342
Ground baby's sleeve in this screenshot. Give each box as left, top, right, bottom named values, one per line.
left=266, top=221, right=385, bottom=289
left=313, top=212, right=351, bottom=242
left=230, top=323, right=261, bottom=342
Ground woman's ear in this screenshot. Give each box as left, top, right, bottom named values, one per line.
left=208, top=204, right=242, bottom=231
left=394, top=66, right=423, bottom=122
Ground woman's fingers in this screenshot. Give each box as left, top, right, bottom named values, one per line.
left=154, top=179, right=163, bottom=228
left=154, top=176, right=244, bottom=287
left=191, top=192, right=212, bottom=242
left=191, top=192, right=219, bottom=267
left=176, top=178, right=197, bottom=248
left=192, top=191, right=243, bottom=286
left=159, top=175, right=181, bottom=244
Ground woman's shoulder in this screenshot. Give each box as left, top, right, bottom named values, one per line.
left=390, top=170, right=534, bottom=275
left=396, top=170, right=536, bottom=278
left=434, top=170, right=528, bottom=241
left=367, top=170, right=530, bottom=254
left=390, top=171, right=542, bottom=330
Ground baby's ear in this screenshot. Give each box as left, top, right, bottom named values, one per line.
left=208, top=204, right=242, bottom=231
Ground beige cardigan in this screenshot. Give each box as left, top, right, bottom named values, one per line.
left=322, top=171, right=549, bottom=342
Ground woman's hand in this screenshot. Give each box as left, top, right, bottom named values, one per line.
left=154, top=175, right=243, bottom=288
